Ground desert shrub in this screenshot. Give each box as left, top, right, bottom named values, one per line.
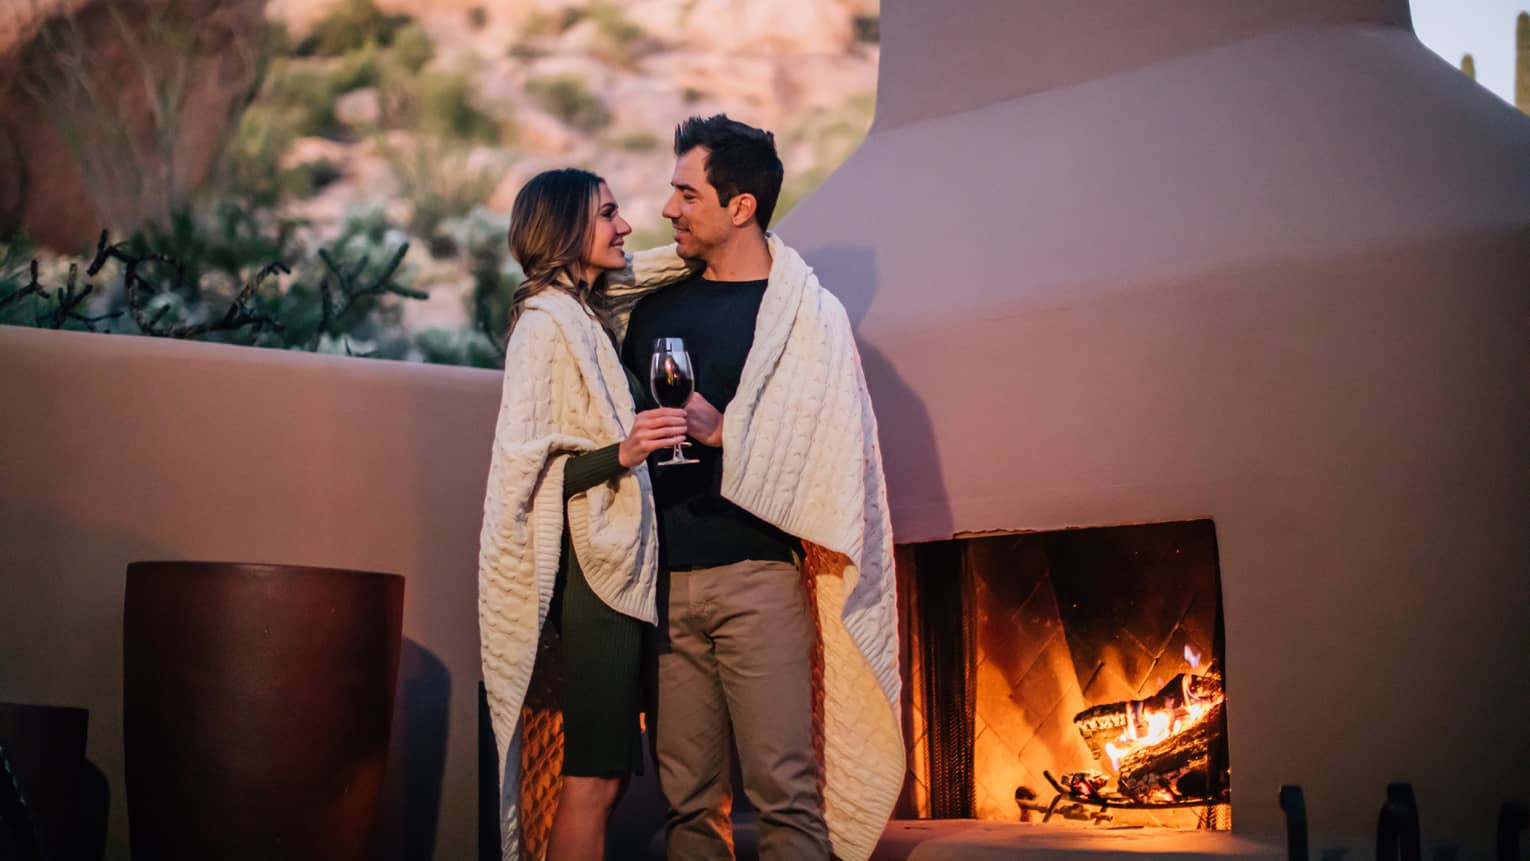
left=853, top=16, right=880, bottom=44
left=416, top=70, right=501, bottom=142
left=381, top=137, right=502, bottom=244
left=299, top=0, right=410, bottom=57
left=391, top=22, right=435, bottom=72
left=526, top=75, right=610, bottom=131
left=615, top=131, right=659, bottom=152
left=0, top=203, right=426, bottom=360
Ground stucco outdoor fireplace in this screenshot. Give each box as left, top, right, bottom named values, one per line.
left=779, top=0, right=1529, bottom=854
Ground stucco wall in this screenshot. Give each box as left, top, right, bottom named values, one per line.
left=0, top=328, right=660, bottom=859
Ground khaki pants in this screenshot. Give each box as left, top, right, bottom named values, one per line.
left=650, top=559, right=830, bottom=861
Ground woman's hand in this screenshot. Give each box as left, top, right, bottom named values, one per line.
left=618, top=408, right=690, bottom=468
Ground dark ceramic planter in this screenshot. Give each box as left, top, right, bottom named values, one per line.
left=0, top=701, right=88, bottom=860
left=123, top=561, right=404, bottom=860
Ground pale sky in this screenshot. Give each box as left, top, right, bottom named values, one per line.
left=1411, top=0, right=1525, bottom=106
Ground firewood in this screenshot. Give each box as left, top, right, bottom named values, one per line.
left=1117, top=702, right=1225, bottom=801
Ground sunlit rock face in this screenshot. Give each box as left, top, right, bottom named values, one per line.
left=0, top=0, right=267, bottom=249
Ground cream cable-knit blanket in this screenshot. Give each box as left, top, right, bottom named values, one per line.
left=707, top=234, right=904, bottom=861
left=478, top=247, right=693, bottom=860
left=479, top=237, right=903, bottom=861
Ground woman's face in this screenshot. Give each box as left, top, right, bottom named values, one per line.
left=583, top=182, right=632, bottom=274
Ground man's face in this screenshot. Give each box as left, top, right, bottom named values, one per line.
left=661, top=146, right=734, bottom=261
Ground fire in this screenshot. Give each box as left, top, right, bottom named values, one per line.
left=1072, top=654, right=1228, bottom=803
left=1101, top=670, right=1220, bottom=772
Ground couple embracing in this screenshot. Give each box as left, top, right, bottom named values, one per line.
left=478, top=114, right=902, bottom=861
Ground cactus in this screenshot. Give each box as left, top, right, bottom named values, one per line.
left=1518, top=12, right=1530, bottom=113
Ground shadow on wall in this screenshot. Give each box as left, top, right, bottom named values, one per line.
left=380, top=639, right=453, bottom=861
left=0, top=494, right=189, bottom=860
left=800, top=243, right=953, bottom=540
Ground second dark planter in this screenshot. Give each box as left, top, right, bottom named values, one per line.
left=123, top=561, right=404, bottom=860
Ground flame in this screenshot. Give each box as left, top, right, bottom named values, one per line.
left=1102, top=674, right=1218, bottom=772
left=1184, top=644, right=1202, bottom=669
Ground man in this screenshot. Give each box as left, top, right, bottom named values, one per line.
left=621, top=115, right=904, bottom=861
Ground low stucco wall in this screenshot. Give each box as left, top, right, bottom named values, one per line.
left=0, top=326, right=681, bottom=859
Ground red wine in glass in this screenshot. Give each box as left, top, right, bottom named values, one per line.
left=650, top=338, right=699, bottom=466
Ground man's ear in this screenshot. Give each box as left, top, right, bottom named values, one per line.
left=728, top=193, right=758, bottom=227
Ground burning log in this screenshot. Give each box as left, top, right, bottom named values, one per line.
left=1074, top=668, right=1223, bottom=757
left=1117, top=702, right=1225, bottom=802
left=1071, top=661, right=1228, bottom=803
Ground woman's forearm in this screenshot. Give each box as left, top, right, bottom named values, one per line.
left=562, top=443, right=627, bottom=499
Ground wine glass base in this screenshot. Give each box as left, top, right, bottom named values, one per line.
left=655, top=456, right=700, bottom=467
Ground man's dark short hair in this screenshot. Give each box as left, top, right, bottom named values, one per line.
left=674, top=114, right=784, bottom=230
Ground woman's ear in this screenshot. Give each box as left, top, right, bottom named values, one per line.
left=729, top=193, right=758, bottom=227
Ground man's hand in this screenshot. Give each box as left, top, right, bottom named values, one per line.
left=619, top=408, right=689, bottom=467
left=684, top=393, right=724, bottom=447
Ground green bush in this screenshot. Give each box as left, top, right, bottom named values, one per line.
left=286, top=158, right=344, bottom=195
left=300, top=0, right=410, bottom=57
left=520, top=8, right=583, bottom=39
left=616, top=131, right=659, bottom=152
left=0, top=237, right=45, bottom=329
left=590, top=2, right=643, bottom=43
left=215, top=45, right=397, bottom=205
left=382, top=137, right=502, bottom=243
left=526, top=75, right=610, bottom=131
left=262, top=59, right=345, bottom=138
left=507, top=41, right=545, bottom=62
left=416, top=70, right=500, bottom=142
left=2, top=203, right=426, bottom=360
left=413, top=206, right=519, bottom=367
left=331, top=45, right=383, bottom=92
left=218, top=101, right=298, bottom=206
left=853, top=16, right=881, bottom=44
left=414, top=325, right=504, bottom=368
left=587, top=2, right=651, bottom=67
left=391, top=22, right=435, bottom=73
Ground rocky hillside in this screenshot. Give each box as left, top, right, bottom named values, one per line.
left=256, top=0, right=880, bottom=330
left=1, top=0, right=879, bottom=364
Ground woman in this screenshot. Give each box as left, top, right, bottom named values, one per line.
left=477, top=168, right=693, bottom=860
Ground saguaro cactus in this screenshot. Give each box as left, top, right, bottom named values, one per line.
left=1517, top=12, right=1530, bottom=113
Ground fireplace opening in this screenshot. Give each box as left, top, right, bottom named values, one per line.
left=894, top=519, right=1231, bottom=830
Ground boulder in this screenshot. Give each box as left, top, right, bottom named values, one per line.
left=0, top=0, right=266, bottom=250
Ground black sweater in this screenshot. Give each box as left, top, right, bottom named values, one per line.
left=620, top=274, right=800, bottom=571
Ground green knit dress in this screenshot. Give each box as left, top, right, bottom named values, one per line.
left=550, top=368, right=649, bottom=777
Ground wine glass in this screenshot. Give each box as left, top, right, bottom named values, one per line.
left=650, top=337, right=699, bottom=466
